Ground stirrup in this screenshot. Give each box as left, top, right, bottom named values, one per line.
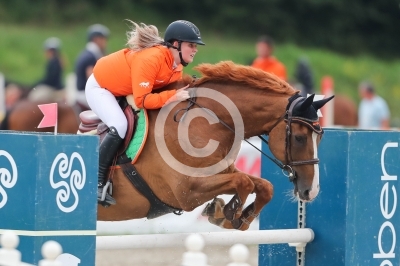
left=98, top=181, right=116, bottom=206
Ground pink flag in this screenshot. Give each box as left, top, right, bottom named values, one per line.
left=38, top=103, right=58, bottom=128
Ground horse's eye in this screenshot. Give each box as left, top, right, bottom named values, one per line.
left=294, top=135, right=306, bottom=144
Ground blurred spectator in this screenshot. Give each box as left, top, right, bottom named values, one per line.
left=5, top=84, right=23, bottom=110
left=358, top=81, right=390, bottom=129
left=294, top=57, right=314, bottom=96
left=74, top=24, right=110, bottom=109
left=251, top=35, right=287, bottom=81
left=28, top=37, right=65, bottom=102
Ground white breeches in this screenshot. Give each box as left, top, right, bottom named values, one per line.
left=85, top=74, right=127, bottom=138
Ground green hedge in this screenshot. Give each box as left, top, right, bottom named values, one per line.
left=1, top=0, right=399, bottom=58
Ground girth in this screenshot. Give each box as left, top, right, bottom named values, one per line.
left=119, top=155, right=183, bottom=219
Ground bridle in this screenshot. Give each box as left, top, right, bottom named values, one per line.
left=173, top=91, right=323, bottom=182
left=260, top=97, right=322, bottom=181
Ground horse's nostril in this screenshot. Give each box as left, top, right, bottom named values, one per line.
left=303, top=189, right=310, bottom=199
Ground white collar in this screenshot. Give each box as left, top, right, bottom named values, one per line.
left=86, top=42, right=104, bottom=60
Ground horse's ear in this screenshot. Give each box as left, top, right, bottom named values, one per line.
left=297, top=94, right=315, bottom=111
left=312, top=95, right=335, bottom=111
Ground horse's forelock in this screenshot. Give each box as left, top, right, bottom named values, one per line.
left=193, top=61, right=294, bottom=95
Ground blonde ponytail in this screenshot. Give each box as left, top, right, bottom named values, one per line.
left=126, top=21, right=164, bottom=52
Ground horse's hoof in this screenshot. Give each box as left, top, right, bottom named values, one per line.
left=202, top=198, right=225, bottom=217
left=231, top=218, right=243, bottom=229
left=201, top=203, right=212, bottom=217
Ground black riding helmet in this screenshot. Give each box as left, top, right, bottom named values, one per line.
left=164, top=20, right=205, bottom=67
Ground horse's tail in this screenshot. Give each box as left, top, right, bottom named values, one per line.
left=0, top=110, right=10, bottom=130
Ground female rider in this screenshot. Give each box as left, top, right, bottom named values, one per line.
left=85, top=20, right=205, bottom=205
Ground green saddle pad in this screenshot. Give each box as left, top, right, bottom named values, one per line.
left=126, top=109, right=147, bottom=160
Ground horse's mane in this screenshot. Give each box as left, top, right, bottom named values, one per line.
left=192, top=61, right=295, bottom=95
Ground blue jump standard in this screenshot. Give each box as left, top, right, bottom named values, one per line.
left=260, top=129, right=400, bottom=266
left=0, top=132, right=98, bottom=265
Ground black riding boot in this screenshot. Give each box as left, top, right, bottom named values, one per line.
left=98, top=127, right=123, bottom=206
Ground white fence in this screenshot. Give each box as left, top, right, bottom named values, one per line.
left=96, top=228, right=314, bottom=250
left=2, top=229, right=314, bottom=266
left=0, top=231, right=62, bottom=266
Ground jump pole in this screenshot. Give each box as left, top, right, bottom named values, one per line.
left=96, top=228, right=314, bottom=250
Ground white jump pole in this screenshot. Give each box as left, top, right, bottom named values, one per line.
left=96, top=228, right=314, bottom=250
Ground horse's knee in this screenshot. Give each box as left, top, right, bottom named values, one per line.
left=258, top=180, right=273, bottom=203
left=235, top=174, right=255, bottom=194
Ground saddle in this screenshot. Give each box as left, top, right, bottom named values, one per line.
left=78, top=97, right=138, bottom=157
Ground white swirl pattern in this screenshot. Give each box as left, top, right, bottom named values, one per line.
left=0, top=150, right=18, bottom=209
left=50, top=152, right=86, bottom=213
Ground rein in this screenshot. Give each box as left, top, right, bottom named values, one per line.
left=173, top=93, right=321, bottom=182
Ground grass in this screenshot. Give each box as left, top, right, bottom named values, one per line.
left=1, top=23, right=400, bottom=125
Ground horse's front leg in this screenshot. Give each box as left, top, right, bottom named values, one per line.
left=203, top=172, right=273, bottom=231
left=174, top=172, right=254, bottom=222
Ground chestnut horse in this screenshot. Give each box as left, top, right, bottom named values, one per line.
left=0, top=99, right=80, bottom=133
left=333, top=95, right=358, bottom=127
left=97, top=61, right=333, bottom=231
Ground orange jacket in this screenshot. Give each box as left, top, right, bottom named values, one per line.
left=93, top=45, right=182, bottom=109
left=251, top=57, right=287, bottom=81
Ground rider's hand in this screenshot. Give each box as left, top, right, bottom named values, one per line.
left=164, top=85, right=190, bottom=106
left=175, top=85, right=190, bottom=101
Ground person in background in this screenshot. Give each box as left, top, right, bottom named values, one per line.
left=28, top=37, right=64, bottom=102
left=358, top=81, right=390, bottom=130
left=86, top=20, right=205, bottom=205
left=294, top=57, right=314, bottom=96
left=251, top=35, right=287, bottom=81
left=74, top=24, right=110, bottom=109
left=5, top=84, right=23, bottom=110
